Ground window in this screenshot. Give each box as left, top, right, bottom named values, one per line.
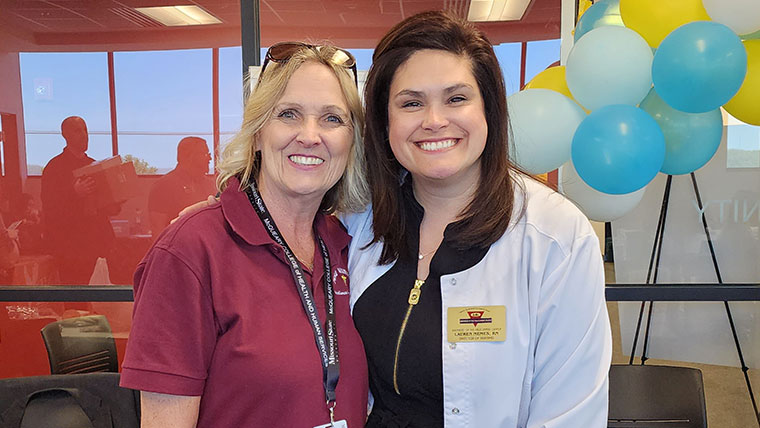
left=20, top=52, right=112, bottom=174
left=525, top=39, right=561, bottom=85
left=494, top=42, right=523, bottom=95
left=726, top=112, right=760, bottom=168
left=219, top=46, right=244, bottom=149
left=114, top=49, right=213, bottom=174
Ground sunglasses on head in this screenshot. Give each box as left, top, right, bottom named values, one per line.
left=260, top=42, right=358, bottom=86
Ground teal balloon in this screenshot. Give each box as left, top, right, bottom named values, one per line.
left=508, top=89, right=586, bottom=174
left=652, top=21, right=747, bottom=113
left=574, top=0, right=623, bottom=42
left=639, top=89, right=722, bottom=175
left=571, top=105, right=665, bottom=194
left=566, top=26, right=653, bottom=111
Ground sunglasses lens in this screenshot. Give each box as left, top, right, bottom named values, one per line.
left=330, top=49, right=356, bottom=68
left=268, top=42, right=305, bottom=61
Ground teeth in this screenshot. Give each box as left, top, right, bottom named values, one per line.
left=419, top=139, right=457, bottom=151
left=289, top=155, right=324, bottom=165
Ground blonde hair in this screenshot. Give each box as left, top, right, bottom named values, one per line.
left=216, top=44, right=368, bottom=213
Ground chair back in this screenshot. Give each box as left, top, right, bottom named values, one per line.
left=608, top=365, right=707, bottom=428
left=40, top=315, right=118, bottom=375
left=0, top=372, right=139, bottom=428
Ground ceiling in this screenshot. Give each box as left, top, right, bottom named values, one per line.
left=0, top=0, right=560, bottom=51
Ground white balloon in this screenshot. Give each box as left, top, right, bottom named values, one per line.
left=566, top=26, right=653, bottom=111
left=508, top=89, right=586, bottom=174
left=559, top=161, right=646, bottom=221
left=703, top=0, right=760, bottom=36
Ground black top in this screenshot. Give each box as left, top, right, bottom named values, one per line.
left=352, top=180, right=488, bottom=428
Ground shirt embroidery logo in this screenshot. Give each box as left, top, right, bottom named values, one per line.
left=333, top=267, right=350, bottom=295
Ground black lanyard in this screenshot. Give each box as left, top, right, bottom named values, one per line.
left=245, top=181, right=340, bottom=414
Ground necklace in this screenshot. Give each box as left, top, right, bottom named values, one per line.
left=418, top=248, right=436, bottom=260
left=296, top=254, right=314, bottom=270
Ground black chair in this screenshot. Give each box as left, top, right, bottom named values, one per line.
left=40, top=315, right=118, bottom=375
left=608, top=364, right=707, bottom=428
left=0, top=372, right=139, bottom=428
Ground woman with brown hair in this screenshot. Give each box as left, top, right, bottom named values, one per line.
left=345, top=10, right=611, bottom=427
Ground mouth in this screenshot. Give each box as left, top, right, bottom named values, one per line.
left=288, top=154, right=324, bottom=166
left=416, top=139, right=459, bottom=152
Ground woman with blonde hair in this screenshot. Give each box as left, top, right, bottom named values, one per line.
left=121, top=43, right=370, bottom=428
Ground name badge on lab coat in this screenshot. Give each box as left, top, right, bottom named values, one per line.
left=447, top=305, right=506, bottom=343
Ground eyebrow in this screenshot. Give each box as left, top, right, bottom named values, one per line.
left=393, top=83, right=476, bottom=99
left=322, top=104, right=349, bottom=116
left=443, top=83, right=475, bottom=94
left=275, top=102, right=349, bottom=115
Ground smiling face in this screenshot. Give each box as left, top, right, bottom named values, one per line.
left=256, top=61, right=353, bottom=206
left=387, top=49, right=488, bottom=187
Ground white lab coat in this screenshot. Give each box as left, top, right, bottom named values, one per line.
left=343, top=176, right=612, bottom=428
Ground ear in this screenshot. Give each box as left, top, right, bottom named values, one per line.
left=252, top=133, right=260, bottom=152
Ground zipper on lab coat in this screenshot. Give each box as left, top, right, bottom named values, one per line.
left=393, top=278, right=425, bottom=395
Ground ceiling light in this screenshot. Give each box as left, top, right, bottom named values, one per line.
left=135, top=5, right=222, bottom=26
left=468, top=0, right=532, bottom=22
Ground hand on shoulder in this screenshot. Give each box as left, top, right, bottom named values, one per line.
left=171, top=195, right=219, bottom=224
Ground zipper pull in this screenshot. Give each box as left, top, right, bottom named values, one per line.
left=408, top=279, right=425, bottom=305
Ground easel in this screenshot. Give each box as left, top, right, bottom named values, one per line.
left=627, top=172, right=760, bottom=426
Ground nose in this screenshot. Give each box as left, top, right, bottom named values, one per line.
left=297, top=117, right=322, bottom=147
left=421, top=104, right=449, bottom=131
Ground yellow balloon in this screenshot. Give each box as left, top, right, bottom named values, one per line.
left=524, top=66, right=588, bottom=113
left=577, top=0, right=594, bottom=20
left=620, top=0, right=711, bottom=48
left=724, top=40, right=760, bottom=125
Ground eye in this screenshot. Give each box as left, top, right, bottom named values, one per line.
left=277, top=109, right=298, bottom=119
left=325, top=114, right=345, bottom=124
left=401, top=100, right=422, bottom=108
left=449, top=95, right=467, bottom=104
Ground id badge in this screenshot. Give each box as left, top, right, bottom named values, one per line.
left=313, top=420, right=348, bottom=428
left=447, top=305, right=506, bottom=342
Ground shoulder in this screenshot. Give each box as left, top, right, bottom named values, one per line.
left=510, top=174, right=595, bottom=253
left=148, top=171, right=175, bottom=197
left=339, top=207, right=373, bottom=243
left=319, top=212, right=351, bottom=250
left=42, top=152, right=66, bottom=173
left=150, top=171, right=172, bottom=186
left=151, top=202, right=227, bottom=261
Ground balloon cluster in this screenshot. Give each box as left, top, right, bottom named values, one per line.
left=508, top=0, right=760, bottom=221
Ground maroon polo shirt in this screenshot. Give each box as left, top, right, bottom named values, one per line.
left=121, top=177, right=368, bottom=428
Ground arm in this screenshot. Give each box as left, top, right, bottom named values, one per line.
left=140, top=391, right=201, bottom=428
left=526, top=231, right=612, bottom=428
left=120, top=247, right=217, bottom=408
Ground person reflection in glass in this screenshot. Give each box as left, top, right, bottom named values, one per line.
left=148, top=136, right=214, bottom=239
left=41, top=116, right=118, bottom=285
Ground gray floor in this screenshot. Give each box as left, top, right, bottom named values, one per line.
left=605, top=263, right=760, bottom=427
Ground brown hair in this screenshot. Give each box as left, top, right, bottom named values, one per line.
left=364, top=10, right=521, bottom=264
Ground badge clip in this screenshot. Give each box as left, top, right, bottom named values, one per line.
left=327, top=400, right=336, bottom=426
